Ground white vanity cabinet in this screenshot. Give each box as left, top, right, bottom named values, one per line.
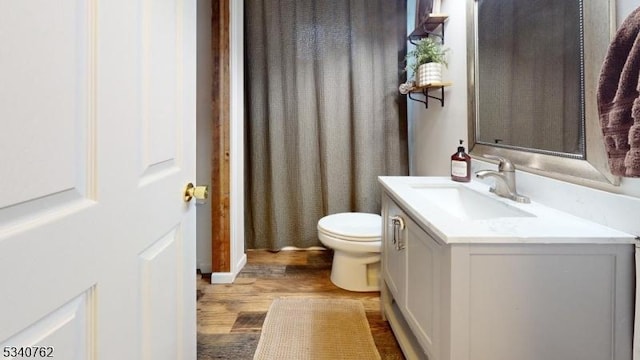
left=380, top=187, right=635, bottom=360
left=382, top=193, right=446, bottom=360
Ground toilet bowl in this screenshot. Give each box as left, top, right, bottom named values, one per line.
left=317, top=212, right=382, bottom=292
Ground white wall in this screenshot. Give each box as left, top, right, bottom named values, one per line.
left=196, top=0, right=212, bottom=273
left=410, top=1, right=640, bottom=236
left=411, top=0, right=469, bottom=177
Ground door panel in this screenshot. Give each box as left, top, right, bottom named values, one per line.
left=0, top=0, right=95, bottom=224
left=0, top=0, right=99, bottom=341
left=1, top=289, right=95, bottom=360
left=139, top=228, right=181, bottom=360
left=141, top=0, right=179, bottom=176
left=0, top=0, right=197, bottom=359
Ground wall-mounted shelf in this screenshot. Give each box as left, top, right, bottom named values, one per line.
left=407, top=82, right=452, bottom=108
left=404, top=13, right=450, bottom=108
left=408, top=13, right=448, bottom=45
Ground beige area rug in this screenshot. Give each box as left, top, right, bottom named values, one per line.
left=253, top=297, right=381, bottom=360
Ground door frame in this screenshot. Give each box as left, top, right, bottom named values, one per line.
left=211, top=0, right=231, bottom=274
left=210, top=0, right=246, bottom=283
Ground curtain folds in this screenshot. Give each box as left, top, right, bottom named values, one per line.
left=244, top=0, right=408, bottom=250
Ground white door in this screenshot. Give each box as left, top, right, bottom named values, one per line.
left=0, top=1, right=197, bottom=359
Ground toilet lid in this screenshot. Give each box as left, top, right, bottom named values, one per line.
left=317, top=212, right=381, bottom=242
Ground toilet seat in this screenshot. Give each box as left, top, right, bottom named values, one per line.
left=318, top=228, right=379, bottom=242
left=317, top=212, right=381, bottom=242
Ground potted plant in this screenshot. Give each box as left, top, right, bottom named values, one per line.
left=406, top=37, right=448, bottom=86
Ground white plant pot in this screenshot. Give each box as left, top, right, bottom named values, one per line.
left=417, top=62, right=442, bottom=86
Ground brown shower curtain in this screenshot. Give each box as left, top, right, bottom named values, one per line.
left=244, top=0, right=408, bottom=249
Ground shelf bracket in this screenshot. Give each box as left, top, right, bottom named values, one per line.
left=408, top=31, right=443, bottom=46
left=407, top=15, right=448, bottom=44
left=426, top=86, right=446, bottom=107
left=408, top=36, right=421, bottom=46
left=407, top=86, right=446, bottom=108
left=421, top=30, right=444, bottom=42
left=408, top=91, right=428, bottom=107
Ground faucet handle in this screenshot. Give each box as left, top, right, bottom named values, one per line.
left=483, top=154, right=516, bottom=172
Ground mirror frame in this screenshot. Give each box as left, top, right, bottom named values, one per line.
left=466, top=0, right=620, bottom=187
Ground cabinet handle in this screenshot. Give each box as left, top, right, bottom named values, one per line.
left=390, top=215, right=405, bottom=230
left=390, top=215, right=406, bottom=251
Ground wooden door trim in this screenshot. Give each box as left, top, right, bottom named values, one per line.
left=211, top=0, right=230, bottom=272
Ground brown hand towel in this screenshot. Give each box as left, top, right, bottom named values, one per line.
left=597, top=6, right=640, bottom=177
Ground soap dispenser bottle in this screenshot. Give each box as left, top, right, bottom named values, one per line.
left=451, top=139, right=471, bottom=182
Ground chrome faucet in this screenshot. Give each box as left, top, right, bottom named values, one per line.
left=475, top=155, right=530, bottom=203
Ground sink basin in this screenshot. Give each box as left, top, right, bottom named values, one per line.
left=410, top=184, right=535, bottom=221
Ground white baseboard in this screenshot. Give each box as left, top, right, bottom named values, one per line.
left=210, top=272, right=235, bottom=284
left=210, top=253, right=247, bottom=284
left=236, top=253, right=247, bottom=272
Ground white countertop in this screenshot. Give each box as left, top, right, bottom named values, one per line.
left=378, top=176, right=637, bottom=245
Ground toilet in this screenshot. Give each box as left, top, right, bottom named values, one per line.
left=317, top=212, right=382, bottom=292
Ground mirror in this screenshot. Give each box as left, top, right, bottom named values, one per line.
left=467, top=0, right=620, bottom=186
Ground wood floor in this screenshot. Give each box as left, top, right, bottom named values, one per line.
left=197, top=249, right=405, bottom=359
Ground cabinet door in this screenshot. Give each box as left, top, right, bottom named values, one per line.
left=405, top=216, right=442, bottom=360
left=382, top=194, right=407, bottom=305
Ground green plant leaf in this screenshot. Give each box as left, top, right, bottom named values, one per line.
left=405, top=37, right=449, bottom=78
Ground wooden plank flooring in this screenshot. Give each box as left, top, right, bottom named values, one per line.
left=197, top=249, right=405, bottom=359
